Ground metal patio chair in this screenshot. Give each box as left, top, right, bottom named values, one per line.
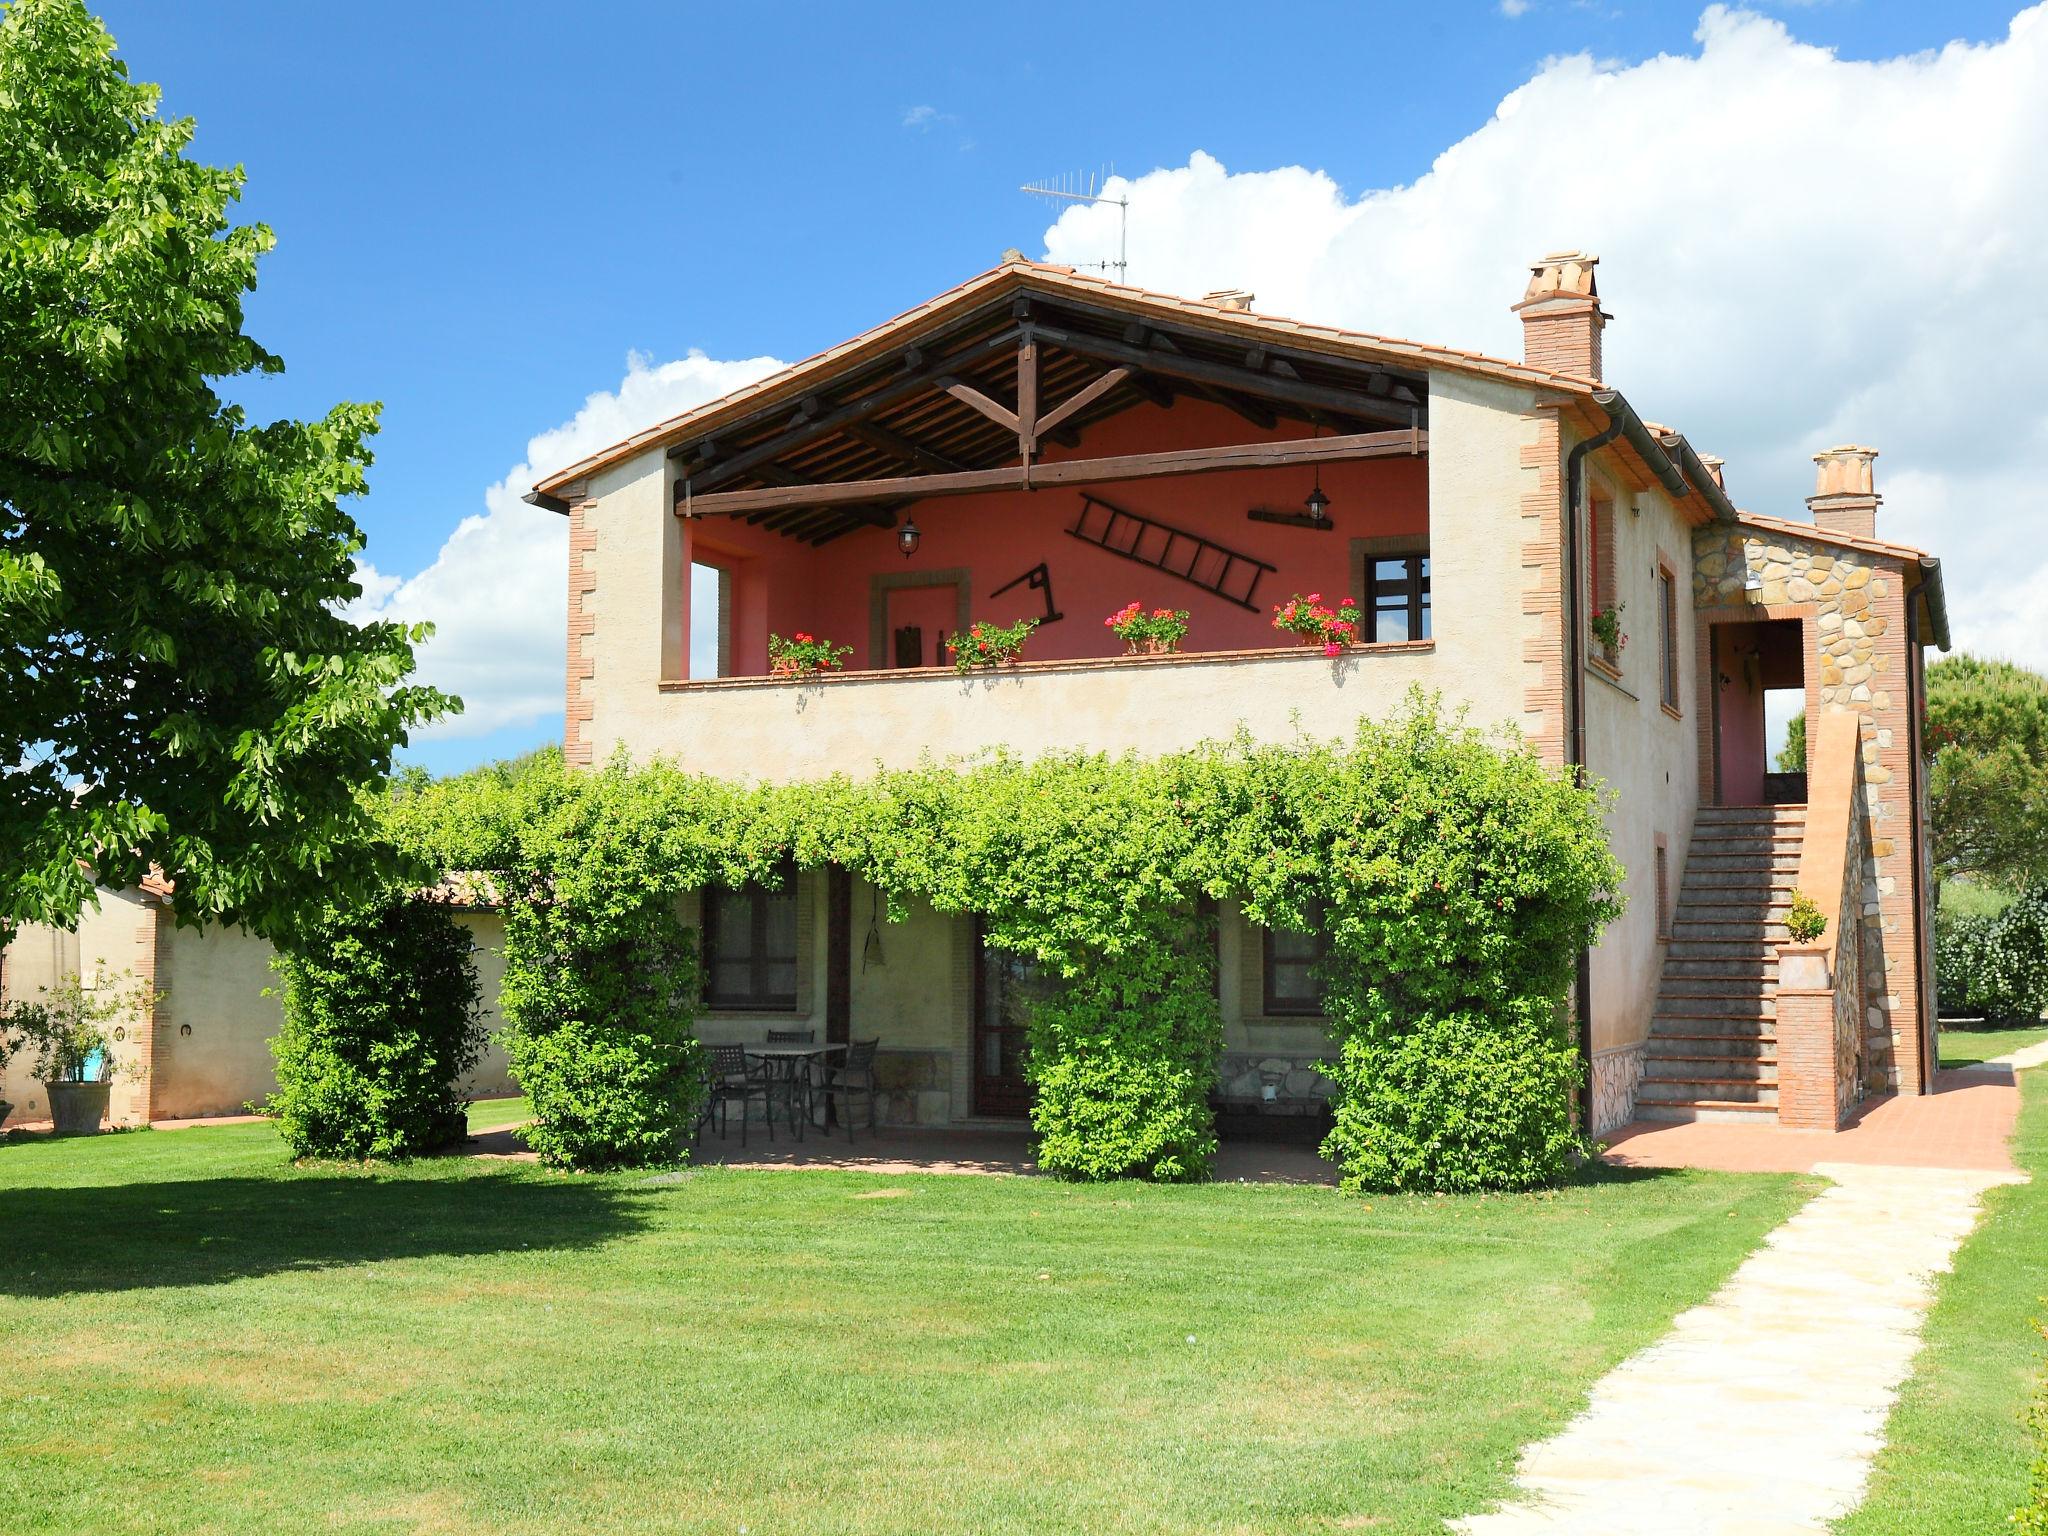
left=814, top=1037, right=881, bottom=1143
left=704, top=1041, right=776, bottom=1147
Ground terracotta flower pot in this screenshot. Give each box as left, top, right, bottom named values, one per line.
left=46, top=1080, right=110, bottom=1136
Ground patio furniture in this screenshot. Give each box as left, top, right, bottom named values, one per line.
left=814, top=1037, right=881, bottom=1143
left=704, top=1042, right=777, bottom=1147
left=765, top=1028, right=816, bottom=1135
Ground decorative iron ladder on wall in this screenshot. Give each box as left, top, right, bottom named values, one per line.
left=1065, top=494, right=1278, bottom=613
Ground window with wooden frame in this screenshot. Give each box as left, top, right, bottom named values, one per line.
left=1586, top=497, right=1619, bottom=667
left=1363, top=548, right=1431, bottom=643
left=1262, top=907, right=1330, bottom=1016
left=1657, top=562, right=1681, bottom=714
left=701, top=866, right=800, bottom=1009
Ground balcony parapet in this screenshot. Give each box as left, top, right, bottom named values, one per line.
left=658, top=639, right=1436, bottom=693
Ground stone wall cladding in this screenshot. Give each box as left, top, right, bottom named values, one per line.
left=1218, top=1051, right=1335, bottom=1113
left=564, top=495, right=599, bottom=768
left=1591, top=1041, right=1644, bottom=1135
left=1694, top=523, right=1926, bottom=1092
left=1518, top=412, right=1568, bottom=767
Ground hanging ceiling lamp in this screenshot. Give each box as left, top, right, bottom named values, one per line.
left=1304, top=474, right=1331, bottom=525
left=897, top=515, right=921, bottom=559
left=1304, top=425, right=1332, bottom=524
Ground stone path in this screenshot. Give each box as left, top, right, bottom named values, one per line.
left=1458, top=1161, right=2019, bottom=1535
left=1459, top=1063, right=2031, bottom=1535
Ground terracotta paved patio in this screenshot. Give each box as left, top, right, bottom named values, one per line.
left=1602, top=1063, right=2023, bottom=1175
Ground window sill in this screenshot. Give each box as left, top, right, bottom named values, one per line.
left=1659, top=701, right=1684, bottom=722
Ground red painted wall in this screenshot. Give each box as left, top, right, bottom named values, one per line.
left=681, top=399, right=1428, bottom=676
left=1712, top=619, right=1803, bottom=805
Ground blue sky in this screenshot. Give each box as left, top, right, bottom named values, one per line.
left=88, top=1, right=2038, bottom=772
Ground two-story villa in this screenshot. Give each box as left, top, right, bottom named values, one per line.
left=514, top=250, right=1947, bottom=1140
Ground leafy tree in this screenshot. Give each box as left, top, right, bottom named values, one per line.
left=1776, top=712, right=1806, bottom=773
left=0, top=0, right=452, bottom=941
left=1927, top=655, right=2048, bottom=890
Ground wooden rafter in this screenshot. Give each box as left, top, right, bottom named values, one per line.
left=843, top=421, right=966, bottom=474
left=1034, top=366, right=1132, bottom=439
left=678, top=428, right=1425, bottom=518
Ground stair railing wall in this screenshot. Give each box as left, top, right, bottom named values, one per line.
left=1775, top=711, right=1868, bottom=1130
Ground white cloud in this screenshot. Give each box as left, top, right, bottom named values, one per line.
left=1039, top=5, right=2048, bottom=671
left=1500, top=0, right=1533, bottom=17
left=349, top=349, right=783, bottom=740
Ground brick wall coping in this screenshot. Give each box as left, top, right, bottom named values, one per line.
left=657, top=639, right=1435, bottom=694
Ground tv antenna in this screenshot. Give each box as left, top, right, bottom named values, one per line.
left=1020, top=170, right=1127, bottom=282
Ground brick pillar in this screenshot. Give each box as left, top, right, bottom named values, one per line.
left=1774, top=945, right=1839, bottom=1130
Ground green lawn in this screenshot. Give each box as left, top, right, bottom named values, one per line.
left=0, top=1115, right=1811, bottom=1535
left=1838, top=1068, right=2048, bottom=1533
left=465, top=1093, right=532, bottom=1132
left=1941, top=1024, right=2048, bottom=1069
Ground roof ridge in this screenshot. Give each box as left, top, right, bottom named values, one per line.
left=530, top=261, right=1596, bottom=497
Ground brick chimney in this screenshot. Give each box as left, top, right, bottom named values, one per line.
left=1514, top=251, right=1608, bottom=381
left=1808, top=445, right=1880, bottom=541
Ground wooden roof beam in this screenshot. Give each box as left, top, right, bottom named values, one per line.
left=680, top=428, right=1425, bottom=517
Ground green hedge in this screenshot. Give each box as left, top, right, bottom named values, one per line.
left=385, top=693, right=1621, bottom=1186
left=268, top=895, right=483, bottom=1159
left=1938, top=889, right=2048, bottom=1024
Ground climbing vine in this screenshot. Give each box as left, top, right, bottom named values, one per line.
left=384, top=691, right=1622, bottom=1188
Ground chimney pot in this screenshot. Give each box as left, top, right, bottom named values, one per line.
left=1808, top=444, right=1880, bottom=541
left=1200, top=288, right=1255, bottom=312
left=1699, top=454, right=1727, bottom=492
left=1514, top=251, right=1609, bottom=381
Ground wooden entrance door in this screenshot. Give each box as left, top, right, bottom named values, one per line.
left=972, top=928, right=1042, bottom=1118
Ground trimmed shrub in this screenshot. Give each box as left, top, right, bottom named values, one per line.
left=1025, top=920, right=1221, bottom=1182
left=268, top=896, right=483, bottom=1159
left=500, top=893, right=706, bottom=1173
left=1323, top=1005, right=1583, bottom=1193
left=1939, top=889, right=2048, bottom=1024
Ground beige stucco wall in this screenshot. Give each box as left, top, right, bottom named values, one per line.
left=1579, top=465, right=1705, bottom=1130
left=3, top=899, right=520, bottom=1128
left=458, top=911, right=519, bottom=1100
left=153, top=920, right=283, bottom=1120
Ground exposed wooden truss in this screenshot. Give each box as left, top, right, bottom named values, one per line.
left=677, top=428, right=1425, bottom=518
left=667, top=292, right=1430, bottom=544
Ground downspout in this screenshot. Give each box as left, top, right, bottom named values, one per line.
left=1563, top=411, right=1623, bottom=1131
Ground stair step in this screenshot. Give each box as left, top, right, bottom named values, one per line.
left=1695, top=808, right=1806, bottom=826
left=1679, top=872, right=1794, bottom=897
left=1653, top=1006, right=1776, bottom=1029
left=1685, top=855, right=1804, bottom=873
left=1646, top=1030, right=1777, bottom=1055
left=1639, top=1077, right=1776, bottom=1103
left=1671, top=921, right=1791, bottom=941
left=1659, top=984, right=1776, bottom=1008
left=1634, top=1099, right=1780, bottom=1124
left=1663, top=960, right=1777, bottom=982
left=1645, top=1056, right=1778, bottom=1083
left=1667, top=939, right=1786, bottom=960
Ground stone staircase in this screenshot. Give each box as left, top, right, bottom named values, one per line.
left=1638, top=805, right=1805, bottom=1123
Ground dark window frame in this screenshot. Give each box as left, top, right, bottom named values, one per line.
left=1363, top=547, right=1431, bottom=645
left=1261, top=915, right=1330, bottom=1018
left=701, top=866, right=800, bottom=1011
left=1657, top=563, right=1681, bottom=713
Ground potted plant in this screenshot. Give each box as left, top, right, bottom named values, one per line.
left=767, top=631, right=853, bottom=678
left=1589, top=603, right=1627, bottom=666
left=947, top=618, right=1038, bottom=672
left=1104, top=602, right=1191, bottom=655
left=3, top=968, right=155, bottom=1135
left=1270, top=593, right=1361, bottom=657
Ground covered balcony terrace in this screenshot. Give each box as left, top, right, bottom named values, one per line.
left=644, top=281, right=1439, bottom=771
